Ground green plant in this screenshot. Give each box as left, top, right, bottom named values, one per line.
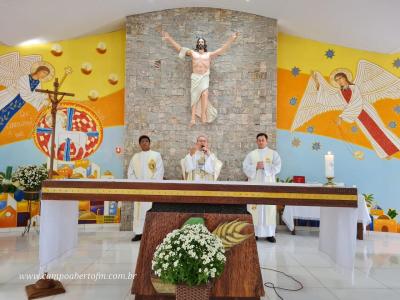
left=0, top=184, right=16, bottom=194
left=152, top=223, right=226, bottom=286
left=387, top=209, right=398, bottom=219
left=0, top=170, right=16, bottom=193
left=276, top=176, right=293, bottom=183
left=362, top=193, right=376, bottom=207
left=12, top=165, right=48, bottom=191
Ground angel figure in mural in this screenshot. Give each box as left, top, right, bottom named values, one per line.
left=0, top=52, right=54, bottom=132
left=162, top=31, right=239, bottom=127
left=291, top=60, right=400, bottom=159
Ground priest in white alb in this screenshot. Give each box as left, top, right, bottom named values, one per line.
left=243, top=133, right=282, bottom=243
left=182, top=135, right=222, bottom=181
left=127, top=135, right=164, bottom=241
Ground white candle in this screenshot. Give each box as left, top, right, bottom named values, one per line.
left=324, top=151, right=334, bottom=178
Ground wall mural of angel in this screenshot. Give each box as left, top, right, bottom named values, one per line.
left=0, top=52, right=54, bottom=133
left=291, top=60, right=400, bottom=159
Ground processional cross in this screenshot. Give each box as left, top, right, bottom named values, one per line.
left=35, top=67, right=74, bottom=178
left=25, top=67, right=75, bottom=299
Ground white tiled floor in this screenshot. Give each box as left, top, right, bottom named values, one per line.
left=1, top=228, right=400, bottom=300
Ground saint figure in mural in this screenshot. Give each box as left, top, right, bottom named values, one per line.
left=291, top=60, right=400, bottom=159
left=0, top=52, right=54, bottom=132
left=162, top=31, right=239, bottom=127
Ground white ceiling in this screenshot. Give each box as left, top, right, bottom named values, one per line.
left=0, top=0, right=399, bottom=53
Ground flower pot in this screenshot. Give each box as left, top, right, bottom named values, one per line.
left=24, top=191, right=40, bottom=201
left=176, top=283, right=211, bottom=300
left=150, top=275, right=176, bottom=295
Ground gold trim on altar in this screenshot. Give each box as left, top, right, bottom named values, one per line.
left=42, top=187, right=358, bottom=201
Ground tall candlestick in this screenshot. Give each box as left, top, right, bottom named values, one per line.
left=324, top=151, right=334, bottom=178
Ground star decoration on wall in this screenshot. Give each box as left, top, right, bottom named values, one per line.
left=312, top=142, right=321, bottom=151
left=394, top=105, right=400, bottom=114
left=307, top=126, right=314, bottom=133
left=325, top=49, right=335, bottom=59
left=291, top=66, right=300, bottom=77
left=389, top=121, right=397, bottom=128
left=289, top=97, right=297, bottom=106
left=353, top=150, right=365, bottom=160
left=291, top=137, right=301, bottom=147
left=393, top=58, right=400, bottom=69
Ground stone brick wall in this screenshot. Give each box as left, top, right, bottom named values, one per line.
left=122, top=8, right=276, bottom=230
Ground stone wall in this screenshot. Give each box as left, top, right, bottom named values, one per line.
left=122, top=8, right=277, bottom=230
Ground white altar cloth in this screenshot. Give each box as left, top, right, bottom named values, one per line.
left=39, top=180, right=359, bottom=271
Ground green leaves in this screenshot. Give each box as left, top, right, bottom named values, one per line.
left=181, top=217, right=205, bottom=228
left=387, top=209, right=398, bottom=219
left=276, top=176, right=293, bottom=183
left=362, top=193, right=376, bottom=207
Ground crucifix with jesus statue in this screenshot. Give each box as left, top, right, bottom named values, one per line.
left=25, top=66, right=75, bottom=299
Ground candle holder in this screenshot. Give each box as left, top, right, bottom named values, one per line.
left=324, top=177, right=336, bottom=187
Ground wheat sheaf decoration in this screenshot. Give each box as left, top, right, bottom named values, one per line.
left=212, top=220, right=253, bottom=250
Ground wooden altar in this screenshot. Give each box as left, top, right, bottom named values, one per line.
left=40, top=179, right=358, bottom=299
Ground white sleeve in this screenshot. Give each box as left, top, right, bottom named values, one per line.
left=18, top=77, right=46, bottom=111
left=184, top=153, right=196, bottom=172
left=264, top=151, right=281, bottom=177
left=242, top=152, right=256, bottom=180
left=155, top=153, right=165, bottom=180
left=204, top=153, right=216, bottom=175
left=127, top=156, right=137, bottom=179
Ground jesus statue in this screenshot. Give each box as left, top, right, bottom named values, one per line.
left=162, top=31, right=239, bottom=127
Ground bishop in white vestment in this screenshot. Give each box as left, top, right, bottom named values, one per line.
left=182, top=135, right=222, bottom=181
left=243, top=133, right=281, bottom=242
left=127, top=135, right=164, bottom=241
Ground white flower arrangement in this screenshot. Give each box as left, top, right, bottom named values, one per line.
left=151, top=223, right=226, bottom=286
left=12, top=165, right=48, bottom=191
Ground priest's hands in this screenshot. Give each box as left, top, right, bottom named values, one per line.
left=256, top=161, right=264, bottom=170
left=189, top=145, right=210, bottom=156
left=201, top=146, right=210, bottom=156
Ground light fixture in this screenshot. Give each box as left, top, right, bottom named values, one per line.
left=115, top=146, right=123, bottom=155
left=18, top=38, right=47, bottom=47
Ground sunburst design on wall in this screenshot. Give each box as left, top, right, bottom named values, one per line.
left=312, top=142, right=321, bottom=151
left=291, top=137, right=301, bottom=147
left=291, top=66, right=300, bottom=77
left=393, top=58, right=400, bottom=69
left=325, top=49, right=335, bottom=59
left=353, top=150, right=365, bottom=160
left=289, top=97, right=297, bottom=106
